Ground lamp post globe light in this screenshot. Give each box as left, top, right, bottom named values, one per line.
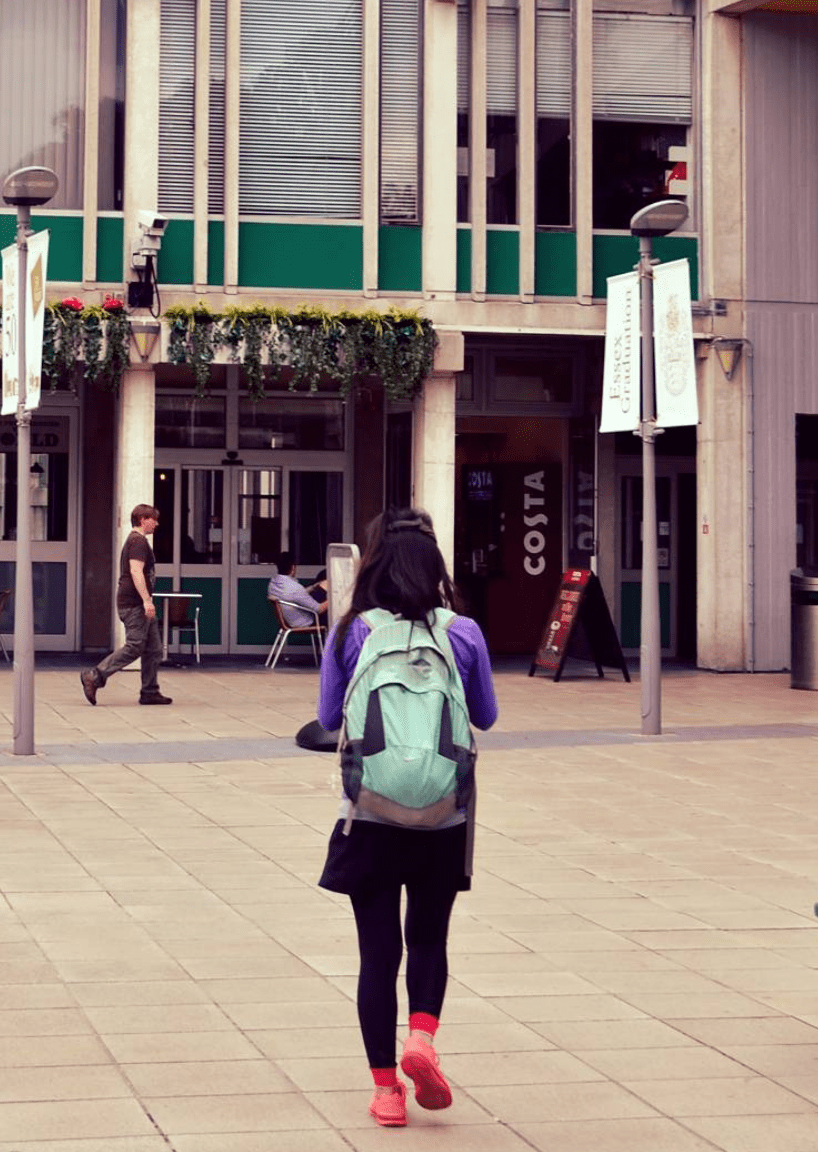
left=629, top=199, right=688, bottom=737
left=2, top=166, right=59, bottom=755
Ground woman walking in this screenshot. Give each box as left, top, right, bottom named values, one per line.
left=317, top=508, right=498, bottom=1127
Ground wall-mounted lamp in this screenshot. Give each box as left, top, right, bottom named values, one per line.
left=129, top=319, right=162, bottom=363
left=712, top=337, right=744, bottom=381
left=29, top=461, right=44, bottom=475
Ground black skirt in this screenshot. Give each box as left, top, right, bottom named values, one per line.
left=318, top=818, right=471, bottom=896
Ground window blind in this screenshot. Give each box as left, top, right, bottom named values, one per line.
left=239, top=0, right=363, bottom=218
left=0, top=0, right=86, bottom=210
left=158, top=0, right=195, bottom=213
left=209, top=0, right=227, bottom=214
left=457, top=2, right=470, bottom=114
left=536, top=10, right=571, bottom=118
left=593, top=14, right=693, bottom=124
left=487, top=6, right=518, bottom=118
left=381, top=0, right=422, bottom=222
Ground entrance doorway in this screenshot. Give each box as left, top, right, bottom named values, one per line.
left=0, top=405, right=79, bottom=650
left=152, top=461, right=344, bottom=654
left=616, top=460, right=696, bottom=660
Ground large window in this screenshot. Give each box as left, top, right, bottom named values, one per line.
left=159, top=0, right=363, bottom=219
left=592, top=12, right=693, bottom=229
left=1, top=2, right=76, bottom=209
left=381, top=0, right=422, bottom=223
left=0, top=0, right=124, bottom=212
left=536, top=6, right=571, bottom=227
left=487, top=2, right=519, bottom=226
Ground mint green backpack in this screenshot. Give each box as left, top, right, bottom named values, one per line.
left=340, top=608, right=476, bottom=828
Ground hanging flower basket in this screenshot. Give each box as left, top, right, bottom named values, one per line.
left=41, top=296, right=131, bottom=394
left=163, top=302, right=438, bottom=400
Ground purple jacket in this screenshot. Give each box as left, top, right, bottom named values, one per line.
left=318, top=612, right=499, bottom=733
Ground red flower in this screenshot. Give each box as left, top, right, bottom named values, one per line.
left=102, top=296, right=124, bottom=312
left=59, top=297, right=84, bottom=311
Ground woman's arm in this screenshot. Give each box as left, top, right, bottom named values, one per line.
left=448, top=616, right=499, bottom=730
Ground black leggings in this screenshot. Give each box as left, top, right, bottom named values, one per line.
left=350, top=879, right=459, bottom=1069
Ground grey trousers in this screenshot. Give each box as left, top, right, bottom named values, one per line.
left=95, top=605, right=163, bottom=697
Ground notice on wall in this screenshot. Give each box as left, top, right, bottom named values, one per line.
left=653, top=258, right=698, bottom=429
left=600, top=271, right=640, bottom=434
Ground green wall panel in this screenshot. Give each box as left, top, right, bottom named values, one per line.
left=237, top=577, right=317, bottom=647
left=534, top=232, right=577, bottom=296
left=207, top=220, right=225, bottom=286
left=96, top=216, right=124, bottom=283
left=2, top=217, right=84, bottom=283
left=378, top=226, right=422, bottom=292
left=486, top=229, right=519, bottom=295
left=620, top=581, right=671, bottom=650
left=156, top=219, right=194, bottom=285
left=456, top=228, right=471, bottom=294
left=239, top=222, right=363, bottom=290
left=237, top=578, right=274, bottom=646
left=0, top=214, right=15, bottom=248
left=155, top=576, right=222, bottom=647
left=593, top=235, right=699, bottom=300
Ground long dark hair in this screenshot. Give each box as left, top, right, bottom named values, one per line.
left=336, top=507, right=456, bottom=654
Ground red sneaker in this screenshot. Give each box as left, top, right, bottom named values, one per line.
left=369, top=1081, right=407, bottom=1127
left=400, top=1035, right=452, bottom=1110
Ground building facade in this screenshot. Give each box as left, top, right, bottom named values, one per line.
left=1, top=0, right=816, bottom=668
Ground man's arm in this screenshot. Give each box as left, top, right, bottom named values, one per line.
left=129, top=559, right=156, bottom=619
left=278, top=581, right=327, bottom=616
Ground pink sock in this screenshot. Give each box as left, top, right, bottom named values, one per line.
left=409, top=1012, right=439, bottom=1037
left=372, top=1068, right=399, bottom=1088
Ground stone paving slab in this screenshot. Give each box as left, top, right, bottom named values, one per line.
left=0, top=664, right=815, bottom=1149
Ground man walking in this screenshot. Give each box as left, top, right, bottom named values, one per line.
left=80, top=504, right=172, bottom=706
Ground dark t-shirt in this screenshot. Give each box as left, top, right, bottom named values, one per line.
left=116, top=530, right=155, bottom=611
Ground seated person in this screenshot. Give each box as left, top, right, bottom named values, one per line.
left=267, top=552, right=328, bottom=628
left=306, top=567, right=327, bottom=605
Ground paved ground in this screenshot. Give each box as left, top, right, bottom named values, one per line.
left=0, top=655, right=817, bottom=1151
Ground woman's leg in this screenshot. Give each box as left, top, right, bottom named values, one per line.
left=399, top=879, right=459, bottom=1110
left=350, top=882, right=404, bottom=1070
left=403, top=879, right=459, bottom=1020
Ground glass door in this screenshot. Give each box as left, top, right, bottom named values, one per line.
left=0, top=408, right=79, bottom=650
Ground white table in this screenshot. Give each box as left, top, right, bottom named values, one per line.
left=153, top=591, right=203, bottom=662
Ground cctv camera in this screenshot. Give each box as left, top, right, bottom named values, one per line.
left=137, top=210, right=168, bottom=236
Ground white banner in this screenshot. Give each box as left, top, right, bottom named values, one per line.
left=24, top=230, right=49, bottom=411
left=653, top=258, right=698, bottom=428
left=1, top=242, right=19, bottom=416
left=600, top=270, right=640, bottom=433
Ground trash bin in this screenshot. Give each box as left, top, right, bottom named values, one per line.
left=791, top=567, right=818, bottom=690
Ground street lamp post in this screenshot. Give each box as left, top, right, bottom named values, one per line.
left=629, top=200, right=688, bottom=736
left=2, top=166, right=59, bottom=755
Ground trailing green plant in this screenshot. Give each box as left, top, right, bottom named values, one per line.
left=4, top=299, right=438, bottom=402
left=160, top=302, right=437, bottom=400
left=40, top=296, right=131, bottom=393
left=165, top=302, right=221, bottom=397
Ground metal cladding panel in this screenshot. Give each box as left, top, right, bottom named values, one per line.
left=743, top=13, right=818, bottom=669
left=744, top=14, right=818, bottom=302
left=748, top=306, right=818, bottom=670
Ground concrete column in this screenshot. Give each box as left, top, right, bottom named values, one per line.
left=423, top=0, right=458, bottom=299
left=412, top=332, right=464, bottom=575
left=696, top=9, right=748, bottom=670
left=113, top=367, right=157, bottom=641
left=123, top=0, right=161, bottom=274
left=697, top=353, right=747, bottom=670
